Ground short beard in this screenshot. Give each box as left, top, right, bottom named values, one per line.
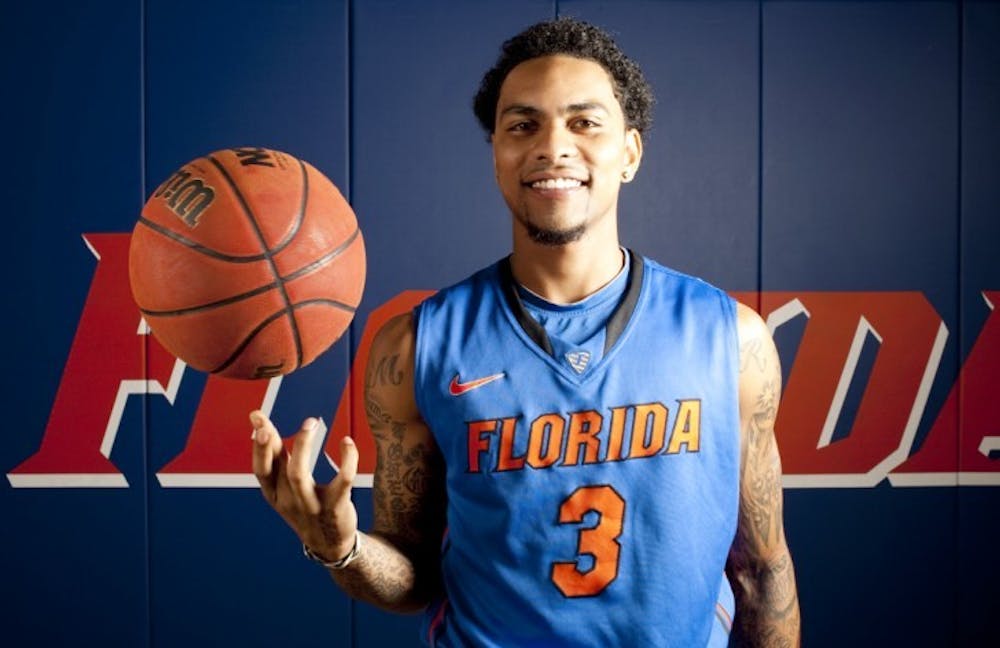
left=520, top=218, right=586, bottom=247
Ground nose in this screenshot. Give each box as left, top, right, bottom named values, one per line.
left=533, top=122, right=577, bottom=162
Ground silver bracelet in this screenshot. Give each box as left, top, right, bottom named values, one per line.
left=302, top=532, right=362, bottom=570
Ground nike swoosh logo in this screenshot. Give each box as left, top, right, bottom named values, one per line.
left=449, top=372, right=506, bottom=396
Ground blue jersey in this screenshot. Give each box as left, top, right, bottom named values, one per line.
left=413, top=253, right=741, bottom=647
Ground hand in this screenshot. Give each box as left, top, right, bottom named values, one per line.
left=251, top=410, right=360, bottom=562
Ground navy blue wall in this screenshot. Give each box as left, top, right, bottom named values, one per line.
left=765, top=4, right=959, bottom=645
left=2, top=1, right=997, bottom=646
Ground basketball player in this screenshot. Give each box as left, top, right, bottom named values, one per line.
left=252, top=18, right=800, bottom=647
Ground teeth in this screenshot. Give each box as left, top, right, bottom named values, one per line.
left=531, top=178, right=582, bottom=189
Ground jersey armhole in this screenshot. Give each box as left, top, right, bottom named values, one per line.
left=720, top=289, right=744, bottom=499
left=411, top=302, right=432, bottom=425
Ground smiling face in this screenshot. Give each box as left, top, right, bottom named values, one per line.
left=492, top=55, right=642, bottom=247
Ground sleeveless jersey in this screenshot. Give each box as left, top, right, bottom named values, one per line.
left=413, top=253, right=741, bottom=647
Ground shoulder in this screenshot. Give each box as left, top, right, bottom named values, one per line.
left=367, top=312, right=423, bottom=426
left=638, top=255, right=736, bottom=320
left=640, top=255, right=727, bottom=294
left=735, top=302, right=770, bottom=345
left=423, top=261, right=502, bottom=304
left=371, top=311, right=415, bottom=360
left=379, top=262, right=503, bottom=350
left=377, top=261, right=502, bottom=374
left=733, top=302, right=781, bottom=415
left=413, top=262, right=505, bottom=342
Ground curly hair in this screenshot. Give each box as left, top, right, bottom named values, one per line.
left=473, top=17, right=654, bottom=136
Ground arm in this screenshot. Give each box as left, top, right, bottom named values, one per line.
left=336, top=311, right=447, bottom=611
left=251, top=312, right=446, bottom=613
left=726, top=303, right=801, bottom=647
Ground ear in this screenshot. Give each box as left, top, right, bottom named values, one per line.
left=622, top=128, right=643, bottom=182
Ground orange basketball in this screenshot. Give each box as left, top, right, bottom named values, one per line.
left=129, top=147, right=365, bottom=379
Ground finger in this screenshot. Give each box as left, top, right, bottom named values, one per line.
left=329, top=436, right=359, bottom=504
left=250, top=410, right=285, bottom=500
left=286, top=417, right=323, bottom=515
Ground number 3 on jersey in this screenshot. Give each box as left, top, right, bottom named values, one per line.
left=551, top=484, right=626, bottom=597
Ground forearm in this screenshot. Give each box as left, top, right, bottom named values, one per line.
left=730, top=549, right=800, bottom=648
left=329, top=531, right=439, bottom=614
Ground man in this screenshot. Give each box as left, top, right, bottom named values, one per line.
left=252, top=18, right=800, bottom=647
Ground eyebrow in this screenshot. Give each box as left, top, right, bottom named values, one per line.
left=498, top=101, right=610, bottom=118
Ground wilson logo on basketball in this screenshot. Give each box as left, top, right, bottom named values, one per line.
left=152, top=167, right=216, bottom=227
left=232, top=146, right=277, bottom=167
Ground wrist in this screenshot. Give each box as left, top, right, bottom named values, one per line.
left=303, top=532, right=362, bottom=570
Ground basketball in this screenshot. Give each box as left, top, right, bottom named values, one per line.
left=129, top=147, right=365, bottom=380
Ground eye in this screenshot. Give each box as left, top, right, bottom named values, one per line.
left=507, top=121, right=537, bottom=133
left=572, top=117, right=602, bottom=131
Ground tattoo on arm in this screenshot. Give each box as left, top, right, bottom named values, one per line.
left=367, top=353, right=404, bottom=387
left=729, top=321, right=801, bottom=647
left=740, top=337, right=782, bottom=546
left=370, top=403, right=444, bottom=550
left=332, top=341, right=446, bottom=613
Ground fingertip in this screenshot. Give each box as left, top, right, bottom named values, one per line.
left=339, top=436, right=360, bottom=483
left=249, top=411, right=268, bottom=443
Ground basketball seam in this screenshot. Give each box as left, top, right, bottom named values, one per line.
left=207, top=154, right=305, bottom=371
left=139, top=280, right=279, bottom=317
left=141, top=285, right=358, bottom=318
left=211, top=305, right=291, bottom=374
left=138, top=227, right=361, bottom=317
left=209, top=299, right=356, bottom=375
left=283, top=227, right=361, bottom=282
left=135, top=217, right=274, bottom=263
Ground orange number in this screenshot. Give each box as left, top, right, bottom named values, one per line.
left=550, top=484, right=625, bottom=597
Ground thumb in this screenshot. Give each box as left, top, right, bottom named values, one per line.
left=329, top=436, right=359, bottom=503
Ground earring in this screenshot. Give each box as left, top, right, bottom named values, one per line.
left=622, top=170, right=632, bottom=182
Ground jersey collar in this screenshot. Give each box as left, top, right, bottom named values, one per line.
left=498, top=249, right=645, bottom=358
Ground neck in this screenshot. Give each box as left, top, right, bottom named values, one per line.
left=510, top=221, right=624, bottom=304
